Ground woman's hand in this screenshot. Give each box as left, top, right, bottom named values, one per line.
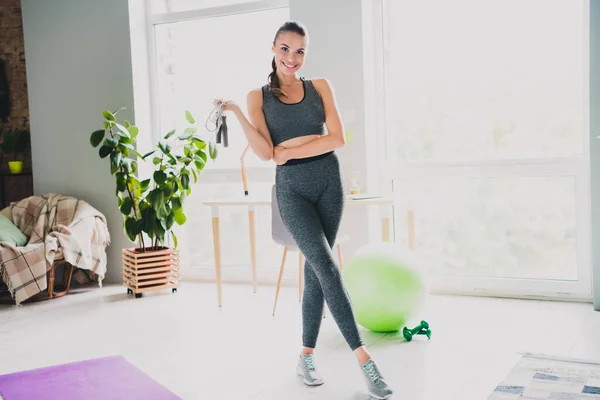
left=273, top=145, right=291, bottom=165
left=213, top=99, right=239, bottom=113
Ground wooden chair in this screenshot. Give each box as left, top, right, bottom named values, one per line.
left=270, top=185, right=347, bottom=316
left=35, top=258, right=75, bottom=301
left=0, top=257, right=74, bottom=304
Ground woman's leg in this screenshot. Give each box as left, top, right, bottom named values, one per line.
left=301, top=263, right=324, bottom=349
left=276, top=186, right=364, bottom=351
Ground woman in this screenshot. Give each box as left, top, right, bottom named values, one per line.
left=214, top=21, right=394, bottom=399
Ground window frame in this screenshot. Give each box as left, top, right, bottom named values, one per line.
left=363, top=0, right=593, bottom=300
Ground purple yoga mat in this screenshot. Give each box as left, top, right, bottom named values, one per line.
left=0, top=355, right=181, bottom=400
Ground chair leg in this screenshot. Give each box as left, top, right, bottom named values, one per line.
left=48, top=263, right=56, bottom=299
left=299, top=252, right=303, bottom=302
left=337, top=243, right=343, bottom=271
left=273, top=248, right=288, bottom=316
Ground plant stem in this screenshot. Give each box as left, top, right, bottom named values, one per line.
left=110, top=124, right=144, bottom=250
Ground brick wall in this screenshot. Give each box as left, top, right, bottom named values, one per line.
left=0, top=0, right=33, bottom=203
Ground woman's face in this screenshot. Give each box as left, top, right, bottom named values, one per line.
left=272, top=31, right=307, bottom=77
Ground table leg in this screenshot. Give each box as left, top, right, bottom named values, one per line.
left=211, top=206, right=222, bottom=307
left=248, top=206, right=257, bottom=293
left=381, top=217, right=391, bottom=242
left=408, top=209, right=415, bottom=250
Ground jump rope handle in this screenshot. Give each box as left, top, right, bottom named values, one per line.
left=216, top=115, right=228, bottom=148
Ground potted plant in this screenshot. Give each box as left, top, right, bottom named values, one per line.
left=90, top=107, right=216, bottom=298
left=0, top=126, right=30, bottom=174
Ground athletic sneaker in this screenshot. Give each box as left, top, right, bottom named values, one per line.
left=296, top=354, right=324, bottom=386
left=360, top=359, right=394, bottom=399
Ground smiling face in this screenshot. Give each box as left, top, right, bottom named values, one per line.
left=272, top=31, right=307, bottom=77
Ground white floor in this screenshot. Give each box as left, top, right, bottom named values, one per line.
left=1, top=280, right=599, bottom=400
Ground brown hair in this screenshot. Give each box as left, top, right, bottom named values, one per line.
left=268, top=21, right=308, bottom=98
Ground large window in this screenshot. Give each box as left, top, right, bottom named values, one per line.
left=146, top=1, right=290, bottom=269
left=151, top=1, right=289, bottom=170
left=379, top=0, right=592, bottom=298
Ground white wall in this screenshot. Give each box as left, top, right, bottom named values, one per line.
left=20, top=0, right=135, bottom=283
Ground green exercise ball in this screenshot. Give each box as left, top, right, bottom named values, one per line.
left=342, top=243, right=428, bottom=333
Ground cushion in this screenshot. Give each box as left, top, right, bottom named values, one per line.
left=0, top=212, right=27, bottom=247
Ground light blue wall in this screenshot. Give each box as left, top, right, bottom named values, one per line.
left=590, top=0, right=600, bottom=309
left=290, top=0, right=371, bottom=254
left=20, top=0, right=135, bottom=284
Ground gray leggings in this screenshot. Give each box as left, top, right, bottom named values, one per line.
left=276, top=151, right=364, bottom=351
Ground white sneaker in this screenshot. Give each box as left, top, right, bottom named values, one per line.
left=296, top=354, right=324, bottom=386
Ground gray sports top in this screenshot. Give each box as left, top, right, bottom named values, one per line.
left=262, top=78, right=326, bottom=147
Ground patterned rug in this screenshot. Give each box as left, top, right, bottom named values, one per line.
left=489, top=353, right=600, bottom=399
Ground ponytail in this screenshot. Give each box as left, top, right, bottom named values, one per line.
left=268, top=57, right=286, bottom=98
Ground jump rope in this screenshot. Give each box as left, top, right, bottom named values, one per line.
left=204, top=101, right=250, bottom=196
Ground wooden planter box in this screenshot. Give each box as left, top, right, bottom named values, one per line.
left=122, top=247, right=180, bottom=298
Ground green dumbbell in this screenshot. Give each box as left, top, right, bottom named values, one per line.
left=402, top=320, right=431, bottom=342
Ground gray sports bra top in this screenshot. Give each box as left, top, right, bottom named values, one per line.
left=262, top=78, right=326, bottom=147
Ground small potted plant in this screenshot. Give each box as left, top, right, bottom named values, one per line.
left=0, top=127, right=30, bottom=174
left=90, top=107, right=216, bottom=298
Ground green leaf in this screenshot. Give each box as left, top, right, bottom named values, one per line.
left=178, top=130, right=195, bottom=140
left=158, top=141, right=171, bottom=154
left=173, top=207, right=187, bottom=225
left=164, top=129, right=176, bottom=140
left=171, top=196, right=182, bottom=211
left=113, top=107, right=126, bottom=115
left=120, top=197, right=133, bottom=215
left=103, top=110, right=116, bottom=121
left=172, top=232, right=178, bottom=248
left=194, top=160, right=205, bottom=171
left=192, top=168, right=197, bottom=183
left=181, top=174, right=190, bottom=190
left=128, top=126, right=139, bottom=139
left=163, top=182, right=174, bottom=198
left=99, top=145, right=112, bottom=159
left=157, top=203, right=170, bottom=219
left=193, top=139, right=207, bottom=149
left=105, top=137, right=119, bottom=148
left=141, top=179, right=151, bottom=190
left=142, top=208, right=157, bottom=234
left=136, top=219, right=145, bottom=237
left=114, top=123, right=131, bottom=139
left=178, top=156, right=192, bottom=163
left=196, top=150, right=207, bottom=162
left=116, top=173, right=127, bottom=192
left=150, top=188, right=164, bottom=211
left=152, top=156, right=162, bottom=165
left=110, top=151, right=122, bottom=174
left=154, top=170, right=167, bottom=186
left=166, top=212, right=175, bottom=230
left=120, top=142, right=135, bottom=151
left=125, top=217, right=138, bottom=242
left=124, top=120, right=131, bottom=128
left=90, top=129, right=105, bottom=148
left=141, top=150, right=155, bottom=160
left=155, top=222, right=166, bottom=243
left=121, top=159, right=132, bottom=174
left=185, top=110, right=195, bottom=124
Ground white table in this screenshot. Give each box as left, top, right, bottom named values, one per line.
left=202, top=195, right=413, bottom=306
